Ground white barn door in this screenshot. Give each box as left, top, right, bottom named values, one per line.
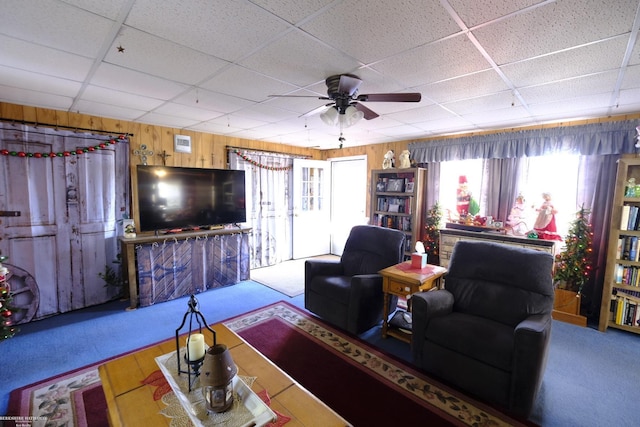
left=0, top=125, right=127, bottom=322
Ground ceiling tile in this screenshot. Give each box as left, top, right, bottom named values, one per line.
left=172, top=89, right=254, bottom=115
left=461, top=105, right=533, bottom=127
left=444, top=91, right=521, bottom=116
left=501, top=36, right=630, bottom=87
left=240, top=30, right=362, bottom=87
left=519, top=70, right=619, bottom=105
left=60, top=0, right=131, bottom=20
left=528, top=93, right=612, bottom=120
left=371, top=34, right=492, bottom=87
left=0, top=85, right=72, bottom=111
left=91, top=63, right=189, bottom=100
left=249, top=0, right=334, bottom=24
left=206, top=113, right=269, bottom=130
left=74, top=99, right=148, bottom=121
left=0, top=66, right=81, bottom=97
left=447, top=0, right=548, bottom=28
left=104, top=27, right=230, bottom=85
left=0, top=35, right=93, bottom=81
left=153, top=102, right=225, bottom=122
left=82, top=85, right=166, bottom=111
left=125, top=0, right=291, bottom=61
left=418, top=69, right=510, bottom=104
left=473, top=0, right=638, bottom=65
left=621, top=64, right=640, bottom=88
left=0, top=0, right=114, bottom=57
left=137, top=111, right=202, bottom=129
left=200, top=65, right=300, bottom=102
left=300, top=0, right=460, bottom=64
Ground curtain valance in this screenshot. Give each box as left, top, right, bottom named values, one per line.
left=409, top=120, right=638, bottom=162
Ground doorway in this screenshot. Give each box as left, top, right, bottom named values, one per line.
left=329, top=155, right=368, bottom=256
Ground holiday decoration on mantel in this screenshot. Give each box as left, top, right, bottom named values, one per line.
left=0, top=256, right=19, bottom=341
left=232, top=149, right=292, bottom=171
left=0, top=134, right=128, bottom=159
left=553, top=205, right=594, bottom=294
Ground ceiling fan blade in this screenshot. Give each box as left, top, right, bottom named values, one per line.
left=268, top=95, right=331, bottom=100
left=356, top=93, right=421, bottom=102
left=299, top=103, right=332, bottom=118
left=353, top=102, right=379, bottom=120
left=337, top=74, right=362, bottom=96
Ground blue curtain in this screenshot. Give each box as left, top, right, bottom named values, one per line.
left=409, top=121, right=638, bottom=162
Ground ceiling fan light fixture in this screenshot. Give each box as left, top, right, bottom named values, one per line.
left=341, top=105, right=364, bottom=127
left=320, top=106, right=339, bottom=126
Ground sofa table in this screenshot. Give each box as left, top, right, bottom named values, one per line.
left=379, top=261, right=447, bottom=343
left=99, top=323, right=350, bottom=426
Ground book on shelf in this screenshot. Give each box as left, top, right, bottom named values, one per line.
left=613, top=294, right=640, bottom=327
left=620, top=205, right=640, bottom=230
left=619, top=236, right=640, bottom=261
left=614, top=264, right=640, bottom=286
left=616, top=238, right=623, bottom=259
left=623, top=236, right=632, bottom=259
left=621, top=205, right=631, bottom=230
left=628, top=206, right=639, bottom=230
left=630, top=237, right=638, bottom=261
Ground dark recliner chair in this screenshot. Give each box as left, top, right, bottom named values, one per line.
left=411, top=240, right=554, bottom=417
left=305, top=225, right=406, bottom=335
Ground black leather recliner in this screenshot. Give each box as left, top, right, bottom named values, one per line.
left=411, top=240, right=554, bottom=417
left=305, top=225, right=406, bottom=334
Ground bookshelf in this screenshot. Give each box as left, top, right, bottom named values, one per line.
left=599, top=157, right=640, bottom=333
left=370, top=168, right=426, bottom=258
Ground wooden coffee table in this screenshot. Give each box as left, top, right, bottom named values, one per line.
left=379, top=261, right=447, bottom=343
left=99, top=323, right=350, bottom=426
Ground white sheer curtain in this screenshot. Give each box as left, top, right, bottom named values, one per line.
left=228, top=148, right=294, bottom=269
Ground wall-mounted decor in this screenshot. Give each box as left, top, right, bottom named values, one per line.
left=174, top=135, right=192, bottom=153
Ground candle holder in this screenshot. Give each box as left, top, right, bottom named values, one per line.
left=175, top=294, right=217, bottom=392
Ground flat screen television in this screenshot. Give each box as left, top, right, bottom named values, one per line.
left=136, top=165, right=246, bottom=232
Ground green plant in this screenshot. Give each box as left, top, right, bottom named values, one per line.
left=99, top=253, right=124, bottom=297
left=423, top=201, right=443, bottom=263
left=553, top=205, right=593, bottom=294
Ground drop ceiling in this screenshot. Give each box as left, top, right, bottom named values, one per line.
left=1, top=0, right=639, bottom=149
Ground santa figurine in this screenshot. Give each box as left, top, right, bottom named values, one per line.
left=456, top=176, right=471, bottom=219
left=507, top=193, right=529, bottom=235
left=532, top=192, right=562, bottom=240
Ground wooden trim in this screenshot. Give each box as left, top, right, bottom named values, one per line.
left=552, top=309, right=587, bottom=327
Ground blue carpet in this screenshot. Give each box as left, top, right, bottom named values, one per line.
left=2, top=280, right=639, bottom=426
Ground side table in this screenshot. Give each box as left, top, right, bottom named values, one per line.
left=379, top=261, right=447, bottom=343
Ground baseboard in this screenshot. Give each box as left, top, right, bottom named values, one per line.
left=552, top=309, right=587, bottom=327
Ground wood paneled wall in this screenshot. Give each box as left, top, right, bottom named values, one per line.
left=2, top=101, right=639, bottom=225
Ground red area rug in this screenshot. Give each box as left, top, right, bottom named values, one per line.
left=7, top=301, right=534, bottom=426
left=225, top=302, right=533, bottom=427
left=7, top=364, right=108, bottom=427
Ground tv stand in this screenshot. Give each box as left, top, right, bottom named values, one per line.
left=119, top=227, right=251, bottom=310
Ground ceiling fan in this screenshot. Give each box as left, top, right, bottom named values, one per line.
left=271, top=73, right=421, bottom=126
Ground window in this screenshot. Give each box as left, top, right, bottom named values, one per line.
left=439, top=153, right=580, bottom=238
left=440, top=158, right=486, bottom=220
left=519, top=154, right=579, bottom=238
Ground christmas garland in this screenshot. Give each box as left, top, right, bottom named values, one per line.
left=232, top=149, right=292, bottom=171
left=0, top=134, right=128, bottom=158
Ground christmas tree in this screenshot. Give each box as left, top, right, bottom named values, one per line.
left=0, top=258, right=18, bottom=341
left=423, top=202, right=442, bottom=265
left=553, top=205, right=593, bottom=294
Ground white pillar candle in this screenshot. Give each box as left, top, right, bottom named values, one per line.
left=186, top=333, right=205, bottom=361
